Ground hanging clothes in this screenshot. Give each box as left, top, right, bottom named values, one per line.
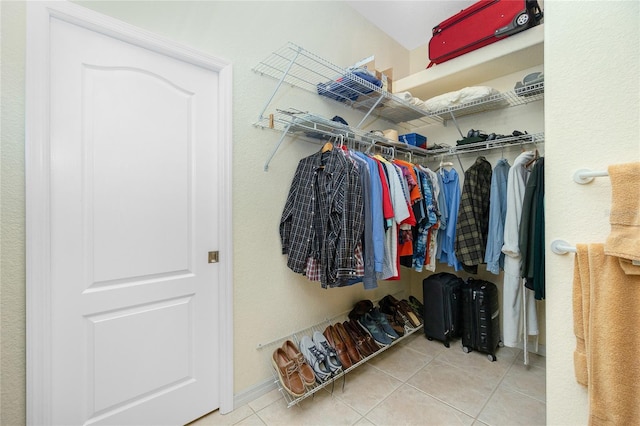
left=437, top=167, right=462, bottom=271
left=485, top=158, right=511, bottom=274
left=354, top=152, right=385, bottom=277
left=393, top=161, right=418, bottom=258
left=346, top=151, right=377, bottom=289
left=412, top=168, right=436, bottom=272
left=519, top=157, right=545, bottom=299
left=279, top=148, right=364, bottom=288
left=422, top=167, right=443, bottom=272
left=380, top=160, right=410, bottom=280
left=455, top=156, right=492, bottom=274
left=501, top=150, right=538, bottom=347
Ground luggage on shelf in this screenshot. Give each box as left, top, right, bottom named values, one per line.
left=422, top=272, right=464, bottom=348
left=427, top=0, right=544, bottom=68
left=461, top=278, right=501, bottom=361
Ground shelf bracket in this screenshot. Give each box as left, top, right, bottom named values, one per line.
left=257, top=46, right=302, bottom=122
left=448, top=111, right=465, bottom=139
left=355, top=93, right=386, bottom=129
left=264, top=122, right=293, bottom=172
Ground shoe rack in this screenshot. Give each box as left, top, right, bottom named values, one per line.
left=256, top=296, right=424, bottom=408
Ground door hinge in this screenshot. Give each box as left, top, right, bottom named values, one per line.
left=208, top=251, right=219, bottom=263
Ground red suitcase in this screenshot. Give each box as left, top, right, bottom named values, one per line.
left=427, top=0, right=543, bottom=68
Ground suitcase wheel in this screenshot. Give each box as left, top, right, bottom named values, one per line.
left=516, top=12, right=530, bottom=27
left=427, top=336, right=433, bottom=341
left=444, top=341, right=450, bottom=348
left=488, top=354, right=497, bottom=362
left=462, top=346, right=471, bottom=354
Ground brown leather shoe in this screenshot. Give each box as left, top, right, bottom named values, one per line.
left=384, top=312, right=406, bottom=337
left=272, top=347, right=305, bottom=397
left=282, top=340, right=315, bottom=386
left=334, top=322, right=362, bottom=364
left=342, top=320, right=371, bottom=358
left=348, top=299, right=374, bottom=321
left=380, top=295, right=419, bottom=329
left=323, top=325, right=352, bottom=369
left=345, top=319, right=379, bottom=356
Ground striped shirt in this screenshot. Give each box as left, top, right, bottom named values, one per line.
left=280, top=148, right=364, bottom=288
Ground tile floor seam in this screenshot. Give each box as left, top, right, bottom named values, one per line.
left=499, top=382, right=547, bottom=404
left=400, top=379, right=478, bottom=420
left=230, top=407, right=258, bottom=426
left=472, top=351, right=522, bottom=424
left=327, top=367, right=405, bottom=418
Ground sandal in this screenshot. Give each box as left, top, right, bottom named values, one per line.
left=399, top=299, right=422, bottom=328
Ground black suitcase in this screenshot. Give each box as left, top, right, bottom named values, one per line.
left=461, top=278, right=501, bottom=361
left=422, top=272, right=464, bottom=348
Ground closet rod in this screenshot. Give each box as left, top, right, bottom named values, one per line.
left=573, top=169, right=608, bottom=184
left=550, top=239, right=576, bottom=255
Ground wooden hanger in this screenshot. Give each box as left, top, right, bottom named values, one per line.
left=525, top=148, right=540, bottom=168
left=321, top=141, right=333, bottom=153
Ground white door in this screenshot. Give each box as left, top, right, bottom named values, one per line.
left=26, top=3, right=233, bottom=425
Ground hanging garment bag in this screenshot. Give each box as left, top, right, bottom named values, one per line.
left=427, top=0, right=543, bottom=68
left=422, top=272, right=464, bottom=348
left=461, top=278, right=501, bottom=361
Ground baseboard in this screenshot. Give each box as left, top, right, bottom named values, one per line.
left=233, top=377, right=278, bottom=409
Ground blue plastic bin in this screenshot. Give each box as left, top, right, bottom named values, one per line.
left=399, top=133, right=427, bottom=148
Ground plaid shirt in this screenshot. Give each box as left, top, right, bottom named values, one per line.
left=280, top=149, right=364, bottom=288
left=455, top=156, right=493, bottom=269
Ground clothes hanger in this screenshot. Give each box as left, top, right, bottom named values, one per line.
left=525, top=146, right=540, bottom=168
left=435, top=155, right=454, bottom=172
left=321, top=136, right=334, bottom=153
left=338, top=134, right=349, bottom=151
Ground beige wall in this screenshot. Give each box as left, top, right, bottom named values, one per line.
left=545, top=1, right=639, bottom=424
left=1, top=2, right=27, bottom=425
left=1, top=1, right=638, bottom=425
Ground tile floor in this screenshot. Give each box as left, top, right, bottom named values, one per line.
left=190, top=332, right=546, bottom=425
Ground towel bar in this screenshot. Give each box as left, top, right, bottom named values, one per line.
left=551, top=239, right=576, bottom=254
left=573, top=169, right=608, bottom=184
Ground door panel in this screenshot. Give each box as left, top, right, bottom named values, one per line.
left=46, top=12, right=221, bottom=426
left=88, top=296, right=193, bottom=414
left=86, top=65, right=193, bottom=285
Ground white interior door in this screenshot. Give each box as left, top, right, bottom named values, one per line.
left=26, top=3, right=233, bottom=425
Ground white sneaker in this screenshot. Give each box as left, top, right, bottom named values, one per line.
left=312, top=331, right=342, bottom=374
left=299, top=335, right=332, bottom=383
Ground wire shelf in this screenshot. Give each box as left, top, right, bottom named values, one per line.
left=425, top=82, right=544, bottom=124
left=253, top=42, right=544, bottom=129
left=253, top=42, right=443, bottom=127
left=426, top=131, right=545, bottom=156
left=255, top=109, right=427, bottom=170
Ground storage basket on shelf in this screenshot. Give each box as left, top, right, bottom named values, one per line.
left=399, top=133, right=427, bottom=148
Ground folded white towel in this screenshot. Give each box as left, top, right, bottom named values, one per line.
left=422, top=86, right=501, bottom=112
left=394, top=91, right=413, bottom=101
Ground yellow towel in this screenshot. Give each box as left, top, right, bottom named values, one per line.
left=573, top=244, right=590, bottom=387
left=605, top=162, right=640, bottom=262
left=573, top=244, right=640, bottom=425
